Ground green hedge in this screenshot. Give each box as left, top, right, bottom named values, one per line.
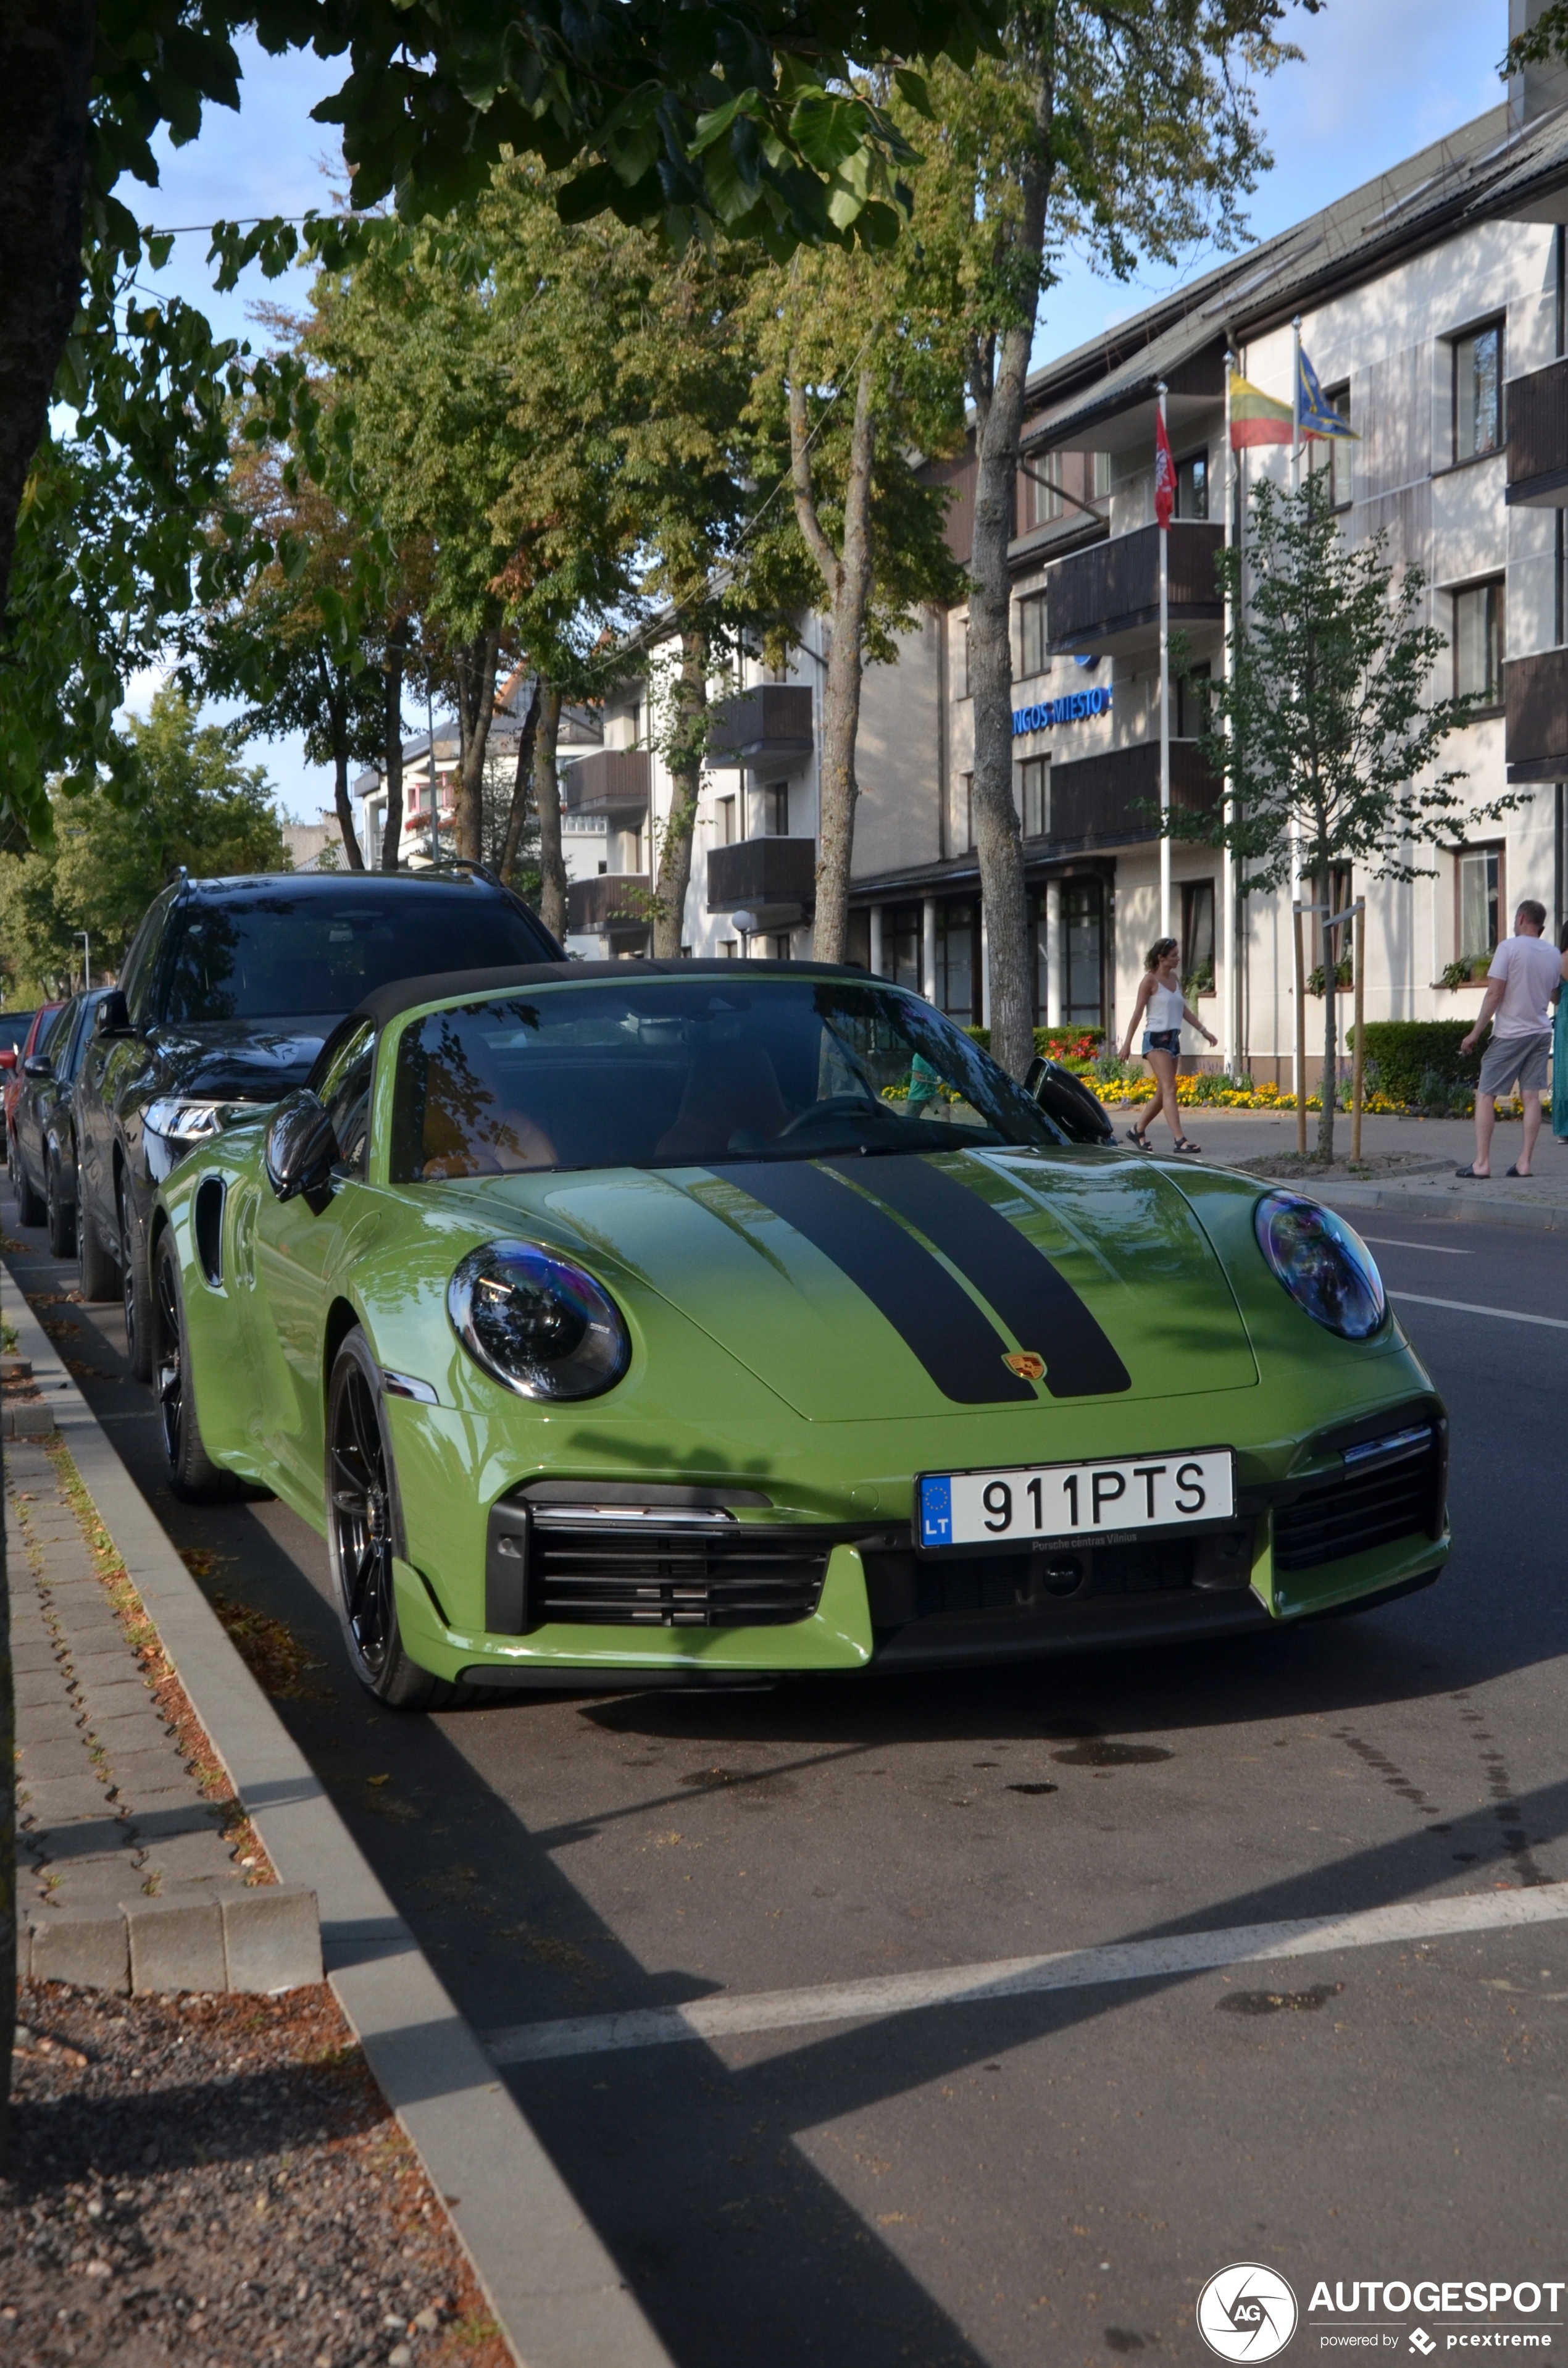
left=1347, top=1021, right=1480, bottom=1105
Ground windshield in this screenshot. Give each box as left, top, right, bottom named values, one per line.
left=388, top=976, right=1066, bottom=1182
left=160, top=892, right=553, bottom=1024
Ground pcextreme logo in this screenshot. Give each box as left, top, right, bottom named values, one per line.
left=1198, top=2264, right=1301, bottom=2361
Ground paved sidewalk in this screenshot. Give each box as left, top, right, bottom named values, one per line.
left=8, top=1429, right=254, bottom=1928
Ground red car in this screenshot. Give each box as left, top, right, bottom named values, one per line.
left=3, top=1003, right=62, bottom=1157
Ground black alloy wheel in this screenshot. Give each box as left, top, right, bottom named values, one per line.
left=120, top=1194, right=153, bottom=1381
left=326, top=1330, right=465, bottom=1710
left=77, top=1185, right=119, bottom=1302
left=14, top=1138, right=45, bottom=1228
left=151, top=1231, right=240, bottom=1501
left=45, top=1149, right=74, bottom=1258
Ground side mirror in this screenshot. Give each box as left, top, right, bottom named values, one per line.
left=1025, top=1055, right=1116, bottom=1145
left=22, top=1053, right=53, bottom=1081
left=265, top=1090, right=341, bottom=1205
left=95, top=990, right=133, bottom=1037
left=0, top=1049, right=16, bottom=1072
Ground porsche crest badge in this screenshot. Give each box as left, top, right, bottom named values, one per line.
left=1001, top=1350, right=1047, bottom=1382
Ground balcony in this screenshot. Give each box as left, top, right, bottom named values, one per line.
left=1506, top=359, right=1568, bottom=506
left=1045, top=521, right=1224, bottom=658
left=562, top=749, right=651, bottom=818
left=707, top=685, right=814, bottom=769
left=707, top=836, right=817, bottom=917
left=1046, top=740, right=1221, bottom=850
left=566, top=872, right=650, bottom=932
left=1504, top=647, right=1568, bottom=784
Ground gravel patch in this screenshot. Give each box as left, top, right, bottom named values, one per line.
left=1, top=1981, right=514, bottom=2368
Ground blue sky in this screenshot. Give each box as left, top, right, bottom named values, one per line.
left=125, top=5, right=1510, bottom=818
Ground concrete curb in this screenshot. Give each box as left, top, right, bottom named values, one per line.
left=2, top=1259, right=674, bottom=2368
left=1314, top=1180, right=1568, bottom=1233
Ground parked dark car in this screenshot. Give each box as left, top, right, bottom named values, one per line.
left=74, top=868, right=562, bottom=1377
left=0, top=1008, right=39, bottom=1095
left=10, top=989, right=111, bottom=1250
left=4, top=1003, right=61, bottom=1162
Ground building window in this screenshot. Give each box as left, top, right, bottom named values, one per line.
left=761, top=781, right=789, bottom=835
left=1032, top=894, right=1050, bottom=1020
left=1017, top=754, right=1049, bottom=840
left=768, top=933, right=792, bottom=960
left=1458, top=845, right=1502, bottom=963
left=1017, top=591, right=1049, bottom=680
left=888, top=905, right=924, bottom=994
left=1307, top=382, right=1353, bottom=509
left=1176, top=661, right=1211, bottom=740
left=1091, top=451, right=1112, bottom=500
left=1453, top=579, right=1504, bottom=706
left=1181, top=880, right=1216, bottom=997
left=716, top=795, right=736, bottom=845
left=935, top=904, right=976, bottom=1023
left=959, top=771, right=974, bottom=851
left=1028, top=468, right=1064, bottom=529
left=1176, top=452, right=1208, bottom=520
left=1063, top=879, right=1104, bottom=1027
left=720, top=939, right=738, bottom=957
left=954, top=616, right=969, bottom=700
left=1453, top=322, right=1503, bottom=462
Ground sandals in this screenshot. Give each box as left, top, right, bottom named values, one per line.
left=1127, top=1126, right=1152, bottom=1150
left=1172, top=1137, right=1202, bottom=1155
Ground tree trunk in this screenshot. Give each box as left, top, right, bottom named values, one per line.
left=968, top=320, right=1036, bottom=1075
left=0, top=1, right=94, bottom=618
left=533, top=682, right=567, bottom=942
left=322, top=666, right=365, bottom=870
left=653, top=630, right=707, bottom=960
left=453, top=622, right=501, bottom=863
left=1319, top=927, right=1338, bottom=1161
left=790, top=368, right=877, bottom=966
left=380, top=623, right=407, bottom=871
left=499, top=674, right=541, bottom=887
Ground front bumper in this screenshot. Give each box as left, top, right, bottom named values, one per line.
left=392, top=1401, right=1449, bottom=1686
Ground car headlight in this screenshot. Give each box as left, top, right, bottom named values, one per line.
left=1254, top=1190, right=1387, bottom=1340
left=145, top=1097, right=261, bottom=1147
left=447, top=1241, right=630, bottom=1401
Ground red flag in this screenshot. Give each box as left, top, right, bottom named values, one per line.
left=1154, top=405, right=1175, bottom=529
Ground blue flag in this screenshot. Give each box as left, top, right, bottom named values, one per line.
left=1296, top=345, right=1357, bottom=441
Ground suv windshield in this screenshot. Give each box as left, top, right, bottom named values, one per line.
left=390, top=977, right=1067, bottom=1181
left=161, top=892, right=552, bottom=1024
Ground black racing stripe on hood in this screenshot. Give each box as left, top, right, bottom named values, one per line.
left=727, top=1161, right=1035, bottom=1406
left=828, top=1153, right=1132, bottom=1399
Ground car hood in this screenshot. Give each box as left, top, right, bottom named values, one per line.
left=455, top=1147, right=1259, bottom=1421
left=146, top=1019, right=336, bottom=1103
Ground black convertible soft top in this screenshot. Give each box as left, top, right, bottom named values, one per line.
left=352, top=957, right=870, bottom=1032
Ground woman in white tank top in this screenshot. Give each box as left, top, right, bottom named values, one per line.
left=1118, top=935, right=1217, bottom=1155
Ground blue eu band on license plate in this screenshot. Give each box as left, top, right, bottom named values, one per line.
left=919, top=1451, right=1233, bottom=1552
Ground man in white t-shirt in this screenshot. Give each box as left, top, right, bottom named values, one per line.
left=1456, top=899, right=1568, bottom=1178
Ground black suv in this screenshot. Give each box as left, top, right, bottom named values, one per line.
left=10, top=988, right=111, bottom=1250
left=75, top=868, right=561, bottom=1376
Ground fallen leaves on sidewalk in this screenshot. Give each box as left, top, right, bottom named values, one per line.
left=211, top=1592, right=336, bottom=1703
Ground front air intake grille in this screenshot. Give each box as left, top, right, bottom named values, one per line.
left=1273, top=1423, right=1443, bottom=1573
left=527, top=1511, right=830, bottom=1629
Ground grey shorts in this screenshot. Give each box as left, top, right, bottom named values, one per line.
left=1478, top=1031, right=1551, bottom=1097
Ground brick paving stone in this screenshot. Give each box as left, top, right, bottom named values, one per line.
left=17, top=1735, right=103, bottom=1781
left=20, top=1775, right=115, bottom=1822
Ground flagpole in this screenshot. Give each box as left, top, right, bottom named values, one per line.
left=1221, top=355, right=1237, bottom=1080
left=1157, top=379, right=1172, bottom=940
left=1288, top=317, right=1303, bottom=1115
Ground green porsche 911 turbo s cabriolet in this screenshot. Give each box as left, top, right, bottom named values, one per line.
left=148, top=960, right=1448, bottom=1707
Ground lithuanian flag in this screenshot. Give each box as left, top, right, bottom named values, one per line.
left=1229, top=371, right=1294, bottom=449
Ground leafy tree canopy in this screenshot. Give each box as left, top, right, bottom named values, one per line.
left=0, top=682, right=287, bottom=999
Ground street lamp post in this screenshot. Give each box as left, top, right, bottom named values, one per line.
left=77, top=932, right=90, bottom=991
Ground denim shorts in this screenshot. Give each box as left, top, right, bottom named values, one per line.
left=1142, top=1028, right=1181, bottom=1055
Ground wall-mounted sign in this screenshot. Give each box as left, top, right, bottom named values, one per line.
left=1012, top=684, right=1112, bottom=737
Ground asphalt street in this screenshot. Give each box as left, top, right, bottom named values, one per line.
left=6, top=1177, right=1567, bottom=2368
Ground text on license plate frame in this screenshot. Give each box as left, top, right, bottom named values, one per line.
left=917, top=1449, right=1235, bottom=1554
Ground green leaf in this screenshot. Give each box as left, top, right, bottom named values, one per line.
left=892, top=68, right=933, bottom=119
left=790, top=91, right=869, bottom=177
left=690, top=87, right=763, bottom=157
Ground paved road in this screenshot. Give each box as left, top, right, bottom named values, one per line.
left=7, top=1181, right=1567, bottom=2367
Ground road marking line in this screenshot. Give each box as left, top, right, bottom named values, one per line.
left=484, top=1883, right=1568, bottom=2064
left=1393, top=1291, right=1568, bottom=1330
left=1362, top=1237, right=1472, bottom=1255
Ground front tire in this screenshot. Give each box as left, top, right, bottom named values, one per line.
left=45, top=1148, right=75, bottom=1258
left=326, top=1328, right=466, bottom=1710
left=120, top=1189, right=154, bottom=1381
left=152, top=1232, right=241, bottom=1502
left=15, top=1144, right=45, bottom=1228
left=77, top=1190, right=119, bottom=1301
